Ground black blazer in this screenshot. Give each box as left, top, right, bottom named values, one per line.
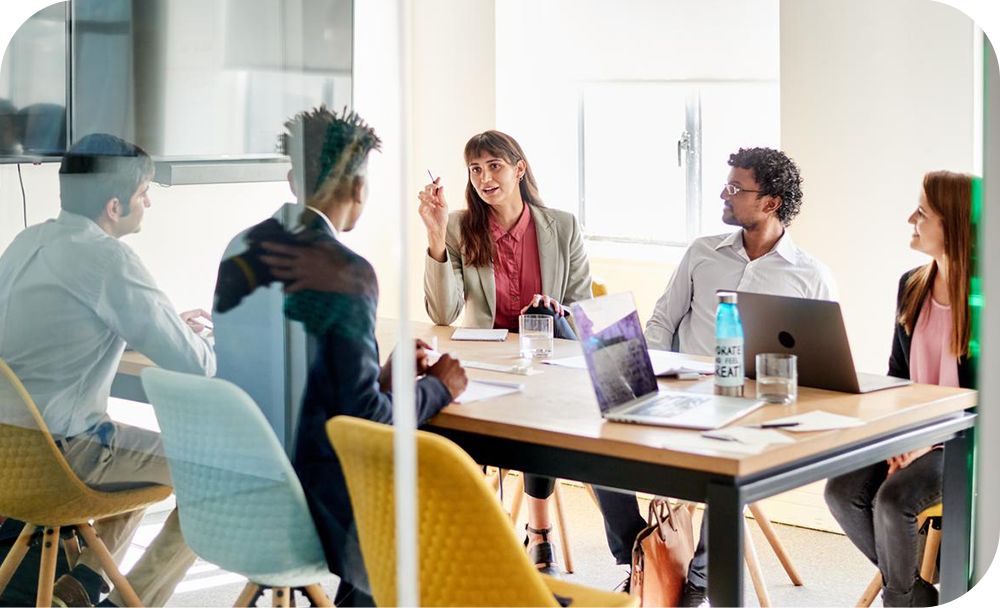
left=888, top=268, right=977, bottom=389
left=288, top=215, right=452, bottom=592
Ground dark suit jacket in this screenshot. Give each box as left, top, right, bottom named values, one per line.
left=888, top=268, right=977, bottom=389
left=289, top=212, right=452, bottom=592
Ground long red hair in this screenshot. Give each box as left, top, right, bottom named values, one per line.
left=897, top=171, right=974, bottom=357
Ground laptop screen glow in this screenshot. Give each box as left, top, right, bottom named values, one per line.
left=571, top=293, right=659, bottom=413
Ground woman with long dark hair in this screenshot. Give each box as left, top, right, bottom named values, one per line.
left=824, top=170, right=978, bottom=607
left=419, top=130, right=592, bottom=575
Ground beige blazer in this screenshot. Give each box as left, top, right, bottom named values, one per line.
left=424, top=204, right=593, bottom=328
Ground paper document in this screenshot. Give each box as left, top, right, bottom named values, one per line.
left=455, top=380, right=522, bottom=403
left=660, top=432, right=770, bottom=455
left=704, top=426, right=797, bottom=445
left=763, top=410, right=865, bottom=432
left=544, top=349, right=713, bottom=376
left=451, top=328, right=509, bottom=341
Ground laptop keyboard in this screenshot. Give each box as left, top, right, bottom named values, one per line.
left=625, top=393, right=711, bottom=418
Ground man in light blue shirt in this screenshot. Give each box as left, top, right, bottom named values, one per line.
left=0, top=134, right=215, bottom=607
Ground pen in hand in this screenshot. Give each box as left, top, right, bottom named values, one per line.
left=426, top=169, right=441, bottom=196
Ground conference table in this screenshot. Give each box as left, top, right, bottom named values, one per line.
left=115, top=319, right=978, bottom=607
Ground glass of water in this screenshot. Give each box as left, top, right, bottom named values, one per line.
left=519, top=314, right=554, bottom=359
left=755, top=353, right=797, bottom=404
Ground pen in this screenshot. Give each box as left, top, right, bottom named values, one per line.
left=427, top=169, right=441, bottom=195
left=700, top=431, right=741, bottom=442
left=755, top=422, right=800, bottom=429
left=474, top=379, right=525, bottom=391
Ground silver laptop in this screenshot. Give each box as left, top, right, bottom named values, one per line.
left=571, top=293, right=765, bottom=430
left=737, top=291, right=912, bottom=394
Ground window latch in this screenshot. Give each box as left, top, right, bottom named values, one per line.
left=677, top=131, right=692, bottom=167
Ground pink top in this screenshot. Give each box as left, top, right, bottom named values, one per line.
left=909, top=295, right=960, bottom=387
left=490, top=205, right=543, bottom=331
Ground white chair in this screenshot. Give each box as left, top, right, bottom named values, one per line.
left=140, top=368, right=332, bottom=607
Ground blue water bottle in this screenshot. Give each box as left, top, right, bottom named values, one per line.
left=715, top=291, right=744, bottom=397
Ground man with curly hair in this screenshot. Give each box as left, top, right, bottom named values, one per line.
left=212, top=106, right=467, bottom=606
left=595, top=147, right=837, bottom=605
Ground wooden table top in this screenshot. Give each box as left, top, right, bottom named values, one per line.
left=119, top=318, right=977, bottom=477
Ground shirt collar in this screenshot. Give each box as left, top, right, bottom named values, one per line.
left=714, top=228, right=799, bottom=264
left=488, top=203, right=533, bottom=243
left=57, top=210, right=108, bottom=237
left=306, top=205, right=339, bottom=236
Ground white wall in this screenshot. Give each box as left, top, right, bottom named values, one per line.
left=349, top=0, right=496, bottom=322
left=780, top=0, right=976, bottom=373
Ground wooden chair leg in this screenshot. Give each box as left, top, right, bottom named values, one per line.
left=36, top=526, right=60, bottom=608
left=63, top=530, right=82, bottom=569
left=234, top=582, right=261, bottom=607
left=856, top=571, right=882, bottom=607
left=0, top=523, right=35, bottom=595
left=584, top=483, right=602, bottom=510
left=552, top=481, right=574, bottom=574
left=303, top=584, right=333, bottom=607
left=509, top=474, right=526, bottom=524
left=76, top=523, right=143, bottom=607
left=743, top=519, right=771, bottom=607
left=272, top=586, right=290, bottom=608
left=921, top=521, right=942, bottom=582
left=748, top=502, right=804, bottom=586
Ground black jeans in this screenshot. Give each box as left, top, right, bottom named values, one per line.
left=594, top=487, right=708, bottom=588
left=824, top=449, right=943, bottom=607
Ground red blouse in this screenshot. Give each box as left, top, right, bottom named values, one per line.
left=490, top=205, right=543, bottom=331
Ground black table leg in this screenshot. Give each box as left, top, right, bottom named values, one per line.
left=941, top=428, right=975, bottom=602
left=707, top=482, right=744, bottom=607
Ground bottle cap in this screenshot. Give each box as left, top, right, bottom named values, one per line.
left=717, top=291, right=738, bottom=304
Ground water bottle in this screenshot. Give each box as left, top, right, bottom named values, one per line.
left=715, top=291, right=745, bottom=397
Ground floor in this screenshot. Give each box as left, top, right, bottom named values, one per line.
left=138, top=478, right=887, bottom=607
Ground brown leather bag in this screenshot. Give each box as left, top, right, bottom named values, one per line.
left=630, top=499, right=696, bottom=607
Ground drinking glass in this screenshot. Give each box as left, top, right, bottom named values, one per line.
left=519, top=314, right=554, bottom=359
left=755, top=353, right=797, bottom=404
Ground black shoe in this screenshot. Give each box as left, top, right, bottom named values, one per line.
left=680, top=581, right=709, bottom=607
left=524, top=525, right=560, bottom=577
left=613, top=571, right=631, bottom=594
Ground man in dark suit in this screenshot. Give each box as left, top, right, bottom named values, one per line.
left=214, top=107, right=467, bottom=606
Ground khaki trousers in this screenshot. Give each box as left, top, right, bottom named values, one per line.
left=61, top=420, right=196, bottom=607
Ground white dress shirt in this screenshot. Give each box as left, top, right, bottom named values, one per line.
left=0, top=211, right=216, bottom=438
left=645, top=230, right=838, bottom=356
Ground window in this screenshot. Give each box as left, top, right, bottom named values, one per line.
left=581, top=81, right=779, bottom=247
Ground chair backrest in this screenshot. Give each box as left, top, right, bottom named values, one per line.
left=140, top=368, right=325, bottom=578
left=327, top=416, right=558, bottom=607
left=0, top=358, right=98, bottom=524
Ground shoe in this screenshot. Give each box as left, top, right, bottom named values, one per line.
left=524, top=524, right=560, bottom=577
left=679, top=580, right=709, bottom=607
left=52, top=574, right=94, bottom=608
left=613, top=570, right=631, bottom=594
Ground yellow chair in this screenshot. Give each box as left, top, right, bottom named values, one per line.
left=856, top=503, right=942, bottom=607
left=0, top=359, right=171, bottom=607
left=591, top=278, right=609, bottom=297
left=327, top=416, right=636, bottom=607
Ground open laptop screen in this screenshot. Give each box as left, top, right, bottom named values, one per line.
left=571, top=293, right=658, bottom=413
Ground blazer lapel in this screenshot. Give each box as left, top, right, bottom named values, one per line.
left=477, top=263, right=496, bottom=322
left=531, top=205, right=558, bottom=296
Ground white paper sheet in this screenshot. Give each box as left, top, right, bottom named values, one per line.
left=660, top=432, right=771, bottom=455
left=762, top=410, right=865, bottom=432
left=455, top=380, right=522, bottom=403
left=543, top=349, right=713, bottom=376
left=451, top=328, right=509, bottom=341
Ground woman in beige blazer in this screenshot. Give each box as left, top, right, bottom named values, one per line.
left=418, top=130, right=592, bottom=575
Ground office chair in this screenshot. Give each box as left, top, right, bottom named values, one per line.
left=0, top=359, right=169, bottom=607
left=140, top=368, right=332, bottom=608
left=327, top=415, right=636, bottom=607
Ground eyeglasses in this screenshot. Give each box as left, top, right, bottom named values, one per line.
left=722, top=183, right=763, bottom=197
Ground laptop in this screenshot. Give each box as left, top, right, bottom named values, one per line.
left=571, top=293, right=765, bottom=430
left=737, top=291, right=912, bottom=394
